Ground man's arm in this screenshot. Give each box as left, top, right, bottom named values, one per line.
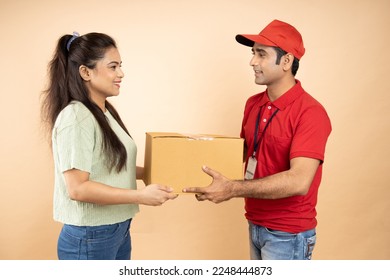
left=182, top=157, right=320, bottom=203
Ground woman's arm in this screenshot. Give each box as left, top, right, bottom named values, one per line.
left=63, top=169, right=177, bottom=206
left=136, top=166, right=144, bottom=181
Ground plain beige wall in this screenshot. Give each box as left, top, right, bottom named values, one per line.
left=0, top=0, right=389, bottom=260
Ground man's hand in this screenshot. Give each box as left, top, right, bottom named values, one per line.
left=182, top=166, right=236, bottom=203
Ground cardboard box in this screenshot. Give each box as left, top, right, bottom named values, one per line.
left=144, top=132, right=244, bottom=194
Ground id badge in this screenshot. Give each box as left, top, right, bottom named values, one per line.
left=244, top=156, right=257, bottom=180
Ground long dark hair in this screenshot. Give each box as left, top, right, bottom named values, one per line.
left=41, top=32, right=130, bottom=173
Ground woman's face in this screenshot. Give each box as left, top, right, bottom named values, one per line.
left=84, top=47, right=124, bottom=108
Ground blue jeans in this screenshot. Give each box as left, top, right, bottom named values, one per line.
left=249, top=222, right=316, bottom=260
left=57, top=219, right=132, bottom=260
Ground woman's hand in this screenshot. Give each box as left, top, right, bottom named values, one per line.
left=138, top=184, right=178, bottom=206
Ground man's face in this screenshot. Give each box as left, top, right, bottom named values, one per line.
left=250, top=43, right=285, bottom=86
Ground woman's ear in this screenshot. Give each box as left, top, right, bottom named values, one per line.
left=79, top=65, right=91, bottom=81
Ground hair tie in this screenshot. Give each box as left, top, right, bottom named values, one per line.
left=66, top=31, right=80, bottom=51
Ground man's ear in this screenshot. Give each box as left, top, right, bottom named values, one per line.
left=282, top=53, right=294, bottom=72
left=79, top=65, right=91, bottom=81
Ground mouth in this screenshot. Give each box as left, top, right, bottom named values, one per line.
left=114, top=81, right=121, bottom=88
left=254, top=70, right=262, bottom=77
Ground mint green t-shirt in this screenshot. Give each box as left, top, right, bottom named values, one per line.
left=52, top=101, right=139, bottom=226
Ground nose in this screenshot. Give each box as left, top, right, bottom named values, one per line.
left=250, top=55, right=257, bottom=66
left=117, top=67, right=124, bottom=78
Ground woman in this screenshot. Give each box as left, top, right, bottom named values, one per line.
left=41, top=32, right=177, bottom=260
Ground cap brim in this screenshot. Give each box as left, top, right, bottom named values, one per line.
left=235, top=34, right=277, bottom=48
left=235, top=35, right=255, bottom=47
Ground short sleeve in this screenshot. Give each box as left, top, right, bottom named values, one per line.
left=53, top=115, right=95, bottom=174
left=290, top=105, right=332, bottom=163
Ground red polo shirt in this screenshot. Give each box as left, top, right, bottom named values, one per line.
left=240, top=80, right=331, bottom=233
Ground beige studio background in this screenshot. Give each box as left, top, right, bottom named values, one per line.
left=0, top=0, right=389, bottom=260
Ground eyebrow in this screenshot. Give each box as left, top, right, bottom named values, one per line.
left=107, top=61, right=122, bottom=66
left=252, top=47, right=267, bottom=54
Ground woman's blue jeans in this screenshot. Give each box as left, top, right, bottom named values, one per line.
left=57, top=219, right=132, bottom=260
left=249, top=222, right=316, bottom=260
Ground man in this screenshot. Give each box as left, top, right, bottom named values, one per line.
left=183, top=19, right=332, bottom=260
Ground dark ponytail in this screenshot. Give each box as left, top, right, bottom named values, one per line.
left=41, top=32, right=130, bottom=173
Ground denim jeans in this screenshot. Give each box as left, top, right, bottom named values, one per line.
left=249, top=222, right=316, bottom=260
left=57, top=219, right=132, bottom=260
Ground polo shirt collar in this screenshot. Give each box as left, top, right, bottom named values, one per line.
left=263, top=80, right=304, bottom=110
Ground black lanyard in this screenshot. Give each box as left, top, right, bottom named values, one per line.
left=252, top=107, right=279, bottom=157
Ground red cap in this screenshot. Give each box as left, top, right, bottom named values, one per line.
left=235, top=19, right=305, bottom=60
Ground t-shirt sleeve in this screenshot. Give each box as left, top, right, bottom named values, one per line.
left=290, top=105, right=332, bottom=163
left=54, top=119, right=95, bottom=174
